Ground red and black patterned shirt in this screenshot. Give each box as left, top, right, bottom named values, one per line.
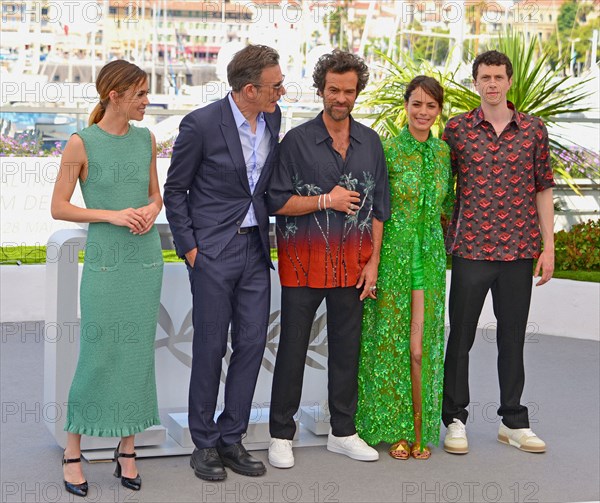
left=442, top=103, right=555, bottom=261
left=268, top=112, right=390, bottom=288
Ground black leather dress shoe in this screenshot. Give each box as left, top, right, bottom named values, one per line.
left=190, top=448, right=227, bottom=481
left=217, top=441, right=266, bottom=476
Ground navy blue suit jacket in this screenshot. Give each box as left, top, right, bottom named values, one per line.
left=164, top=95, right=281, bottom=267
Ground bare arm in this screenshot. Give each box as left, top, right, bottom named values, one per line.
left=534, top=188, right=554, bottom=286
left=50, top=135, right=147, bottom=233
left=274, top=185, right=361, bottom=216
left=137, top=132, right=163, bottom=234
left=51, top=135, right=146, bottom=233
left=357, top=217, right=384, bottom=300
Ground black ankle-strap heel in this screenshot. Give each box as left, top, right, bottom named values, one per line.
left=113, top=442, right=142, bottom=491
left=62, top=451, right=88, bottom=497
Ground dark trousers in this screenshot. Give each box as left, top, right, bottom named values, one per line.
left=187, top=232, right=270, bottom=448
left=269, top=286, right=363, bottom=439
left=442, top=256, right=533, bottom=429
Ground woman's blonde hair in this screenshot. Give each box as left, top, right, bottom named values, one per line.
left=89, top=60, right=147, bottom=126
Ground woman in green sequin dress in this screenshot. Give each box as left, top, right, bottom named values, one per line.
left=356, top=76, right=453, bottom=459
left=51, top=61, right=162, bottom=496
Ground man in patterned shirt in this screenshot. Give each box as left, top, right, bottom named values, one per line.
left=442, top=50, right=554, bottom=454
left=266, top=50, right=390, bottom=468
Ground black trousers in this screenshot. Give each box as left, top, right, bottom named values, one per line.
left=269, top=286, right=363, bottom=439
left=442, top=256, right=533, bottom=429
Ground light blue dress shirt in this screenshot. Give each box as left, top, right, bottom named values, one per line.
left=228, top=93, right=271, bottom=228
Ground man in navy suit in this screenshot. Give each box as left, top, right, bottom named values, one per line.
left=164, top=45, right=285, bottom=481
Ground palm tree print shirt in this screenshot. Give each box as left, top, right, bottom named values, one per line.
left=268, top=112, right=390, bottom=288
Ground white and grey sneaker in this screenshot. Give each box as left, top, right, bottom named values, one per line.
left=326, top=433, right=379, bottom=461
left=444, top=418, right=469, bottom=454
left=268, top=438, right=294, bottom=468
left=498, top=424, right=546, bottom=453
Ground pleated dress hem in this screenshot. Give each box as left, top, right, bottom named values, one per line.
left=64, top=417, right=161, bottom=438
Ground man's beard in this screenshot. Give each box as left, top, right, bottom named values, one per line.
left=324, top=102, right=352, bottom=122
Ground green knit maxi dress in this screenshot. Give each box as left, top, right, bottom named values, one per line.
left=64, top=124, right=163, bottom=437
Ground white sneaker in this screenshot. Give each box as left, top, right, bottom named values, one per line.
left=268, top=438, right=294, bottom=468
left=498, top=424, right=546, bottom=453
left=444, top=418, right=469, bottom=454
left=327, top=433, right=379, bottom=461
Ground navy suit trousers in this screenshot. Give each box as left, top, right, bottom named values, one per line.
left=187, top=231, right=270, bottom=448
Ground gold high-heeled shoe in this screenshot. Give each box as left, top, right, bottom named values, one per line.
left=410, top=443, right=431, bottom=459
left=389, top=439, right=410, bottom=460
left=410, top=411, right=431, bottom=459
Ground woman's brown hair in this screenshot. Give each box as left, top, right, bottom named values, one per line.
left=403, top=75, right=444, bottom=109
left=88, top=60, right=147, bottom=126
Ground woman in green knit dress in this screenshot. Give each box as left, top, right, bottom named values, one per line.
left=51, top=61, right=163, bottom=496
left=356, top=76, right=453, bottom=459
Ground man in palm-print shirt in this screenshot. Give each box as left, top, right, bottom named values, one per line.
left=266, top=50, right=390, bottom=469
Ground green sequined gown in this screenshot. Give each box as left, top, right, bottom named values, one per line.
left=356, top=126, right=453, bottom=446
left=64, top=124, right=163, bottom=437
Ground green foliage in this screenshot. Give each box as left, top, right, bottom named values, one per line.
left=162, top=250, right=184, bottom=263
left=423, top=28, right=450, bottom=65
left=0, top=245, right=46, bottom=264
left=323, top=7, right=344, bottom=48
left=404, top=21, right=450, bottom=66
left=557, top=0, right=579, bottom=33
left=548, top=0, right=598, bottom=67
left=553, top=270, right=600, bottom=282
left=555, top=220, right=600, bottom=271
left=323, top=1, right=353, bottom=50
left=572, top=16, right=600, bottom=66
